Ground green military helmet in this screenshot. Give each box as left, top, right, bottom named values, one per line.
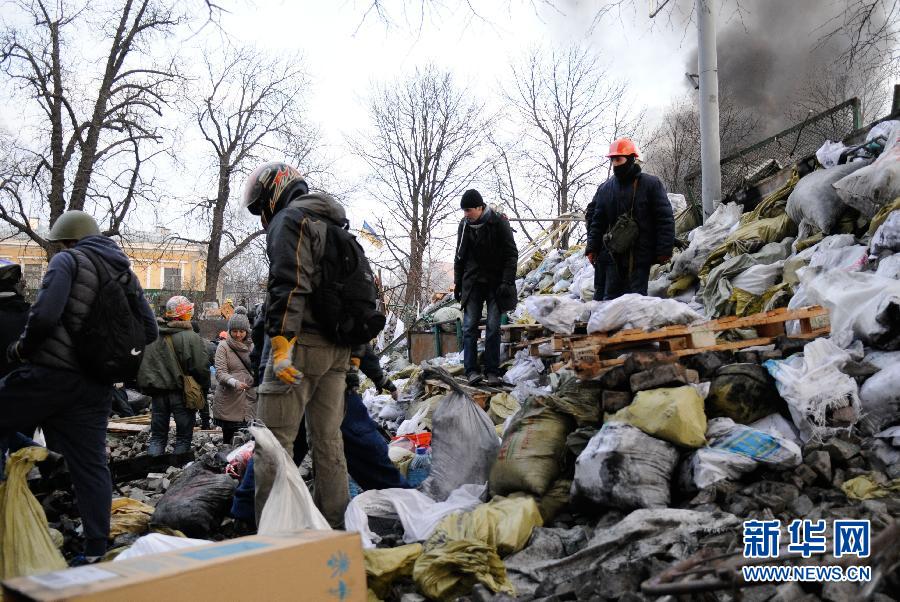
left=46, top=210, right=101, bottom=241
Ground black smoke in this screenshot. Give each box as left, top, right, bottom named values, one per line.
left=687, top=0, right=854, bottom=134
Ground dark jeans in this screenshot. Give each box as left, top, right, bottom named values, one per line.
left=216, top=419, right=247, bottom=446
left=463, top=284, right=502, bottom=377
left=149, top=390, right=194, bottom=455
left=0, top=365, right=112, bottom=556
left=593, top=262, right=651, bottom=301
left=293, top=389, right=409, bottom=491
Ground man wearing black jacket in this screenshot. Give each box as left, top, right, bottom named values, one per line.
left=453, top=189, right=518, bottom=386
left=585, top=138, right=675, bottom=300
left=0, top=210, right=157, bottom=562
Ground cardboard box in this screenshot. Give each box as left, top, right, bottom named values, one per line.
left=2, top=531, right=364, bottom=602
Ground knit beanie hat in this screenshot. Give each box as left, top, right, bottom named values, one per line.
left=165, top=295, right=194, bottom=320
left=460, top=189, right=484, bottom=209
left=228, top=306, right=251, bottom=332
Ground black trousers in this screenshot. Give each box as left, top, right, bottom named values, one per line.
left=0, top=365, right=112, bottom=556
left=593, top=262, right=651, bottom=301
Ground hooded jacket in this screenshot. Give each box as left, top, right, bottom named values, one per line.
left=585, top=169, right=675, bottom=267
left=265, top=190, right=348, bottom=341
left=213, top=335, right=256, bottom=422
left=137, top=319, right=211, bottom=392
left=453, top=207, right=518, bottom=306
left=19, top=235, right=157, bottom=374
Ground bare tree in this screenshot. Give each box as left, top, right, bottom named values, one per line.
left=0, top=0, right=181, bottom=255
left=351, top=65, right=493, bottom=309
left=505, top=45, right=641, bottom=248
left=818, top=0, right=900, bottom=76
left=644, top=90, right=761, bottom=196
left=787, top=62, right=894, bottom=129
left=180, top=46, right=318, bottom=302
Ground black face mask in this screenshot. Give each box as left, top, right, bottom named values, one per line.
left=613, top=156, right=637, bottom=181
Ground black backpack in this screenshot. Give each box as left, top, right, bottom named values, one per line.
left=308, top=217, right=386, bottom=345
left=71, top=249, right=149, bottom=384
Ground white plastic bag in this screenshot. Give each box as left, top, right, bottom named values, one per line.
left=396, top=406, right=429, bottom=436
left=875, top=254, right=900, bottom=280
left=671, top=202, right=743, bottom=277
left=114, top=533, right=209, bottom=561
left=344, top=483, right=485, bottom=549
left=552, top=279, right=571, bottom=293
left=587, top=293, right=703, bottom=333
left=250, top=425, right=331, bottom=534
left=668, top=193, right=687, bottom=215
left=763, top=338, right=862, bottom=442
left=750, top=413, right=802, bottom=446
left=419, top=369, right=500, bottom=501
left=801, top=268, right=900, bottom=349
left=523, top=295, right=592, bottom=334
left=816, top=140, right=848, bottom=169
left=834, top=121, right=900, bottom=217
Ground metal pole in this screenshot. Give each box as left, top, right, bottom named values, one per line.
left=697, top=0, right=722, bottom=219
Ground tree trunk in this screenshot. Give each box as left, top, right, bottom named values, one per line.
left=203, top=157, right=231, bottom=301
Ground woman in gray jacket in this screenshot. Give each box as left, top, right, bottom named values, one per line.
left=213, top=307, right=256, bottom=444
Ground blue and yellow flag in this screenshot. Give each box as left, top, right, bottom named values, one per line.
left=359, top=221, right=383, bottom=248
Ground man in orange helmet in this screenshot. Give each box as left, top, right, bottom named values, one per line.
left=585, top=138, right=674, bottom=300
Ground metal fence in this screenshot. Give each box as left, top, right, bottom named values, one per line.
left=683, top=98, right=862, bottom=207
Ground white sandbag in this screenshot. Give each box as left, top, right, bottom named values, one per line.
left=875, top=254, right=900, bottom=280
left=679, top=447, right=758, bottom=491
left=858, top=363, right=900, bottom=436
left=524, top=295, right=592, bottom=334
left=504, top=351, right=545, bottom=384
left=750, top=413, right=802, bottom=446
left=801, top=268, right=900, bottom=349
left=807, top=245, right=868, bottom=272
left=569, top=264, right=594, bottom=300
left=671, top=203, right=743, bottom=277
left=344, top=483, right=485, bottom=549
left=419, top=369, right=500, bottom=501
left=763, top=338, right=862, bottom=443
left=572, top=422, right=678, bottom=509
left=787, top=161, right=869, bottom=233
left=816, top=140, right=848, bottom=169
left=834, top=121, right=900, bottom=217
left=552, top=279, right=572, bottom=293
left=114, top=533, right=210, bottom=561
left=731, top=261, right=784, bottom=296
left=587, top=293, right=703, bottom=333
left=250, top=425, right=331, bottom=534
left=863, top=349, right=900, bottom=370
left=871, top=211, right=900, bottom=255
left=647, top=275, right=671, bottom=299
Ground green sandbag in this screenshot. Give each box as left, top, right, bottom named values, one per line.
left=706, top=363, right=785, bottom=424
left=489, top=397, right=574, bottom=497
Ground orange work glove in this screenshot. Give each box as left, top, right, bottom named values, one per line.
left=270, top=335, right=301, bottom=385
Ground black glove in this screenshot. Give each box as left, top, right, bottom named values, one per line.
left=380, top=379, right=399, bottom=400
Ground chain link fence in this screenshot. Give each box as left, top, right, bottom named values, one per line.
left=684, top=98, right=862, bottom=206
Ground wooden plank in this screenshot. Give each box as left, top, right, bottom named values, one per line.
left=570, top=326, right=831, bottom=379
left=107, top=422, right=147, bottom=434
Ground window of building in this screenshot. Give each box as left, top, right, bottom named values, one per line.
left=163, top=267, right=181, bottom=290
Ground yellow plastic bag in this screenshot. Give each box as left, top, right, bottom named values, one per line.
left=413, top=539, right=511, bottom=600
left=487, top=392, right=520, bottom=426
left=365, top=543, right=422, bottom=599
left=841, top=475, right=900, bottom=500
left=700, top=213, right=797, bottom=279
left=0, top=447, right=67, bottom=580
left=611, top=386, right=708, bottom=448
left=867, top=197, right=900, bottom=236
left=109, top=497, right=155, bottom=538
left=667, top=274, right=697, bottom=298
left=414, top=496, right=543, bottom=599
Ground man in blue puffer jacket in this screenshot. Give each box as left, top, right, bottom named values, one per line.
left=585, top=138, right=675, bottom=300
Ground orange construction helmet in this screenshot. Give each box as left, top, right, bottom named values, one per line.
left=606, top=138, right=640, bottom=159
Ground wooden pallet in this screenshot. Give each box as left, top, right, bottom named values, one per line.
left=553, top=306, right=830, bottom=379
